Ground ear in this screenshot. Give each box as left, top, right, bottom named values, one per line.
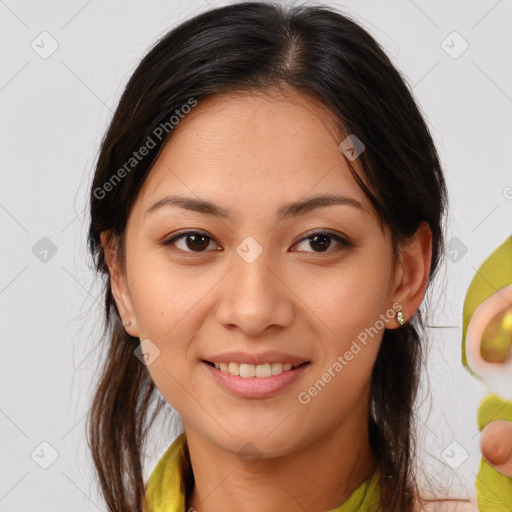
left=100, top=230, right=139, bottom=337
left=390, top=220, right=433, bottom=328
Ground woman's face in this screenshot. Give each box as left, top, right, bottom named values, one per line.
left=106, top=88, right=420, bottom=457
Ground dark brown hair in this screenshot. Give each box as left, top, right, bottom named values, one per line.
left=86, top=2, right=447, bottom=511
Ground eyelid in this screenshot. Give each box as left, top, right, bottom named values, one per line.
left=160, top=229, right=221, bottom=256
left=160, top=228, right=352, bottom=254
left=294, top=228, right=351, bottom=247
left=161, top=228, right=211, bottom=243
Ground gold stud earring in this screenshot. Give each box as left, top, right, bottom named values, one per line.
left=396, top=311, right=405, bottom=326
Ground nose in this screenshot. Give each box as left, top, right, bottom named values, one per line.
left=215, top=247, right=294, bottom=336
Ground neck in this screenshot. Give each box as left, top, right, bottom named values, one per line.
left=185, top=391, right=376, bottom=512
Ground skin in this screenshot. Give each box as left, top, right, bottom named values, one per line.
left=101, top=87, right=433, bottom=512
left=481, top=420, right=512, bottom=476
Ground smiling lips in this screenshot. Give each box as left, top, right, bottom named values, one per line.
left=209, top=361, right=304, bottom=378
left=202, top=357, right=311, bottom=398
left=203, top=351, right=310, bottom=379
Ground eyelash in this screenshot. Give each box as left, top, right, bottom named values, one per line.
left=160, top=229, right=352, bottom=256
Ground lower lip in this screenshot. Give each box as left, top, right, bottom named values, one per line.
left=201, top=361, right=311, bottom=399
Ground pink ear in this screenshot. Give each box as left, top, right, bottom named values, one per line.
left=480, top=419, right=512, bottom=476
left=465, top=283, right=512, bottom=399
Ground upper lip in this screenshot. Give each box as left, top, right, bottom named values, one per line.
left=203, top=351, right=310, bottom=366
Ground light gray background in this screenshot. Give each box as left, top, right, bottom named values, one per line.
left=1, top=0, right=511, bottom=510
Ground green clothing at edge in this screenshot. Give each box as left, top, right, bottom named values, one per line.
left=144, top=433, right=381, bottom=512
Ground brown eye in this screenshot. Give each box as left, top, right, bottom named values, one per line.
left=293, top=231, right=351, bottom=254
left=162, top=231, right=219, bottom=254
left=308, top=233, right=332, bottom=252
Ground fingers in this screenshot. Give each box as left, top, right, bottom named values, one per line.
left=480, top=420, right=512, bottom=476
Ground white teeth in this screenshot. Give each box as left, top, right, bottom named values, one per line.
left=240, top=363, right=255, bottom=377
left=256, top=363, right=271, bottom=378
left=212, top=361, right=300, bottom=377
left=228, top=362, right=239, bottom=376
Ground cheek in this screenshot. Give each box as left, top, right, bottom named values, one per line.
left=127, top=247, right=208, bottom=339
left=124, top=251, right=207, bottom=401
left=296, top=332, right=380, bottom=431
left=291, top=253, right=393, bottom=344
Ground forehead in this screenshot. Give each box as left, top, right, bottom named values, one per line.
left=168, top=87, right=345, bottom=158
left=133, top=88, right=374, bottom=220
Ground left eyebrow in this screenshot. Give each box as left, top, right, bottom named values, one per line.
left=144, top=193, right=367, bottom=221
left=277, top=193, right=367, bottom=219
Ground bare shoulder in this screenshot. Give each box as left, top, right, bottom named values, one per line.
left=414, top=494, right=479, bottom=512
